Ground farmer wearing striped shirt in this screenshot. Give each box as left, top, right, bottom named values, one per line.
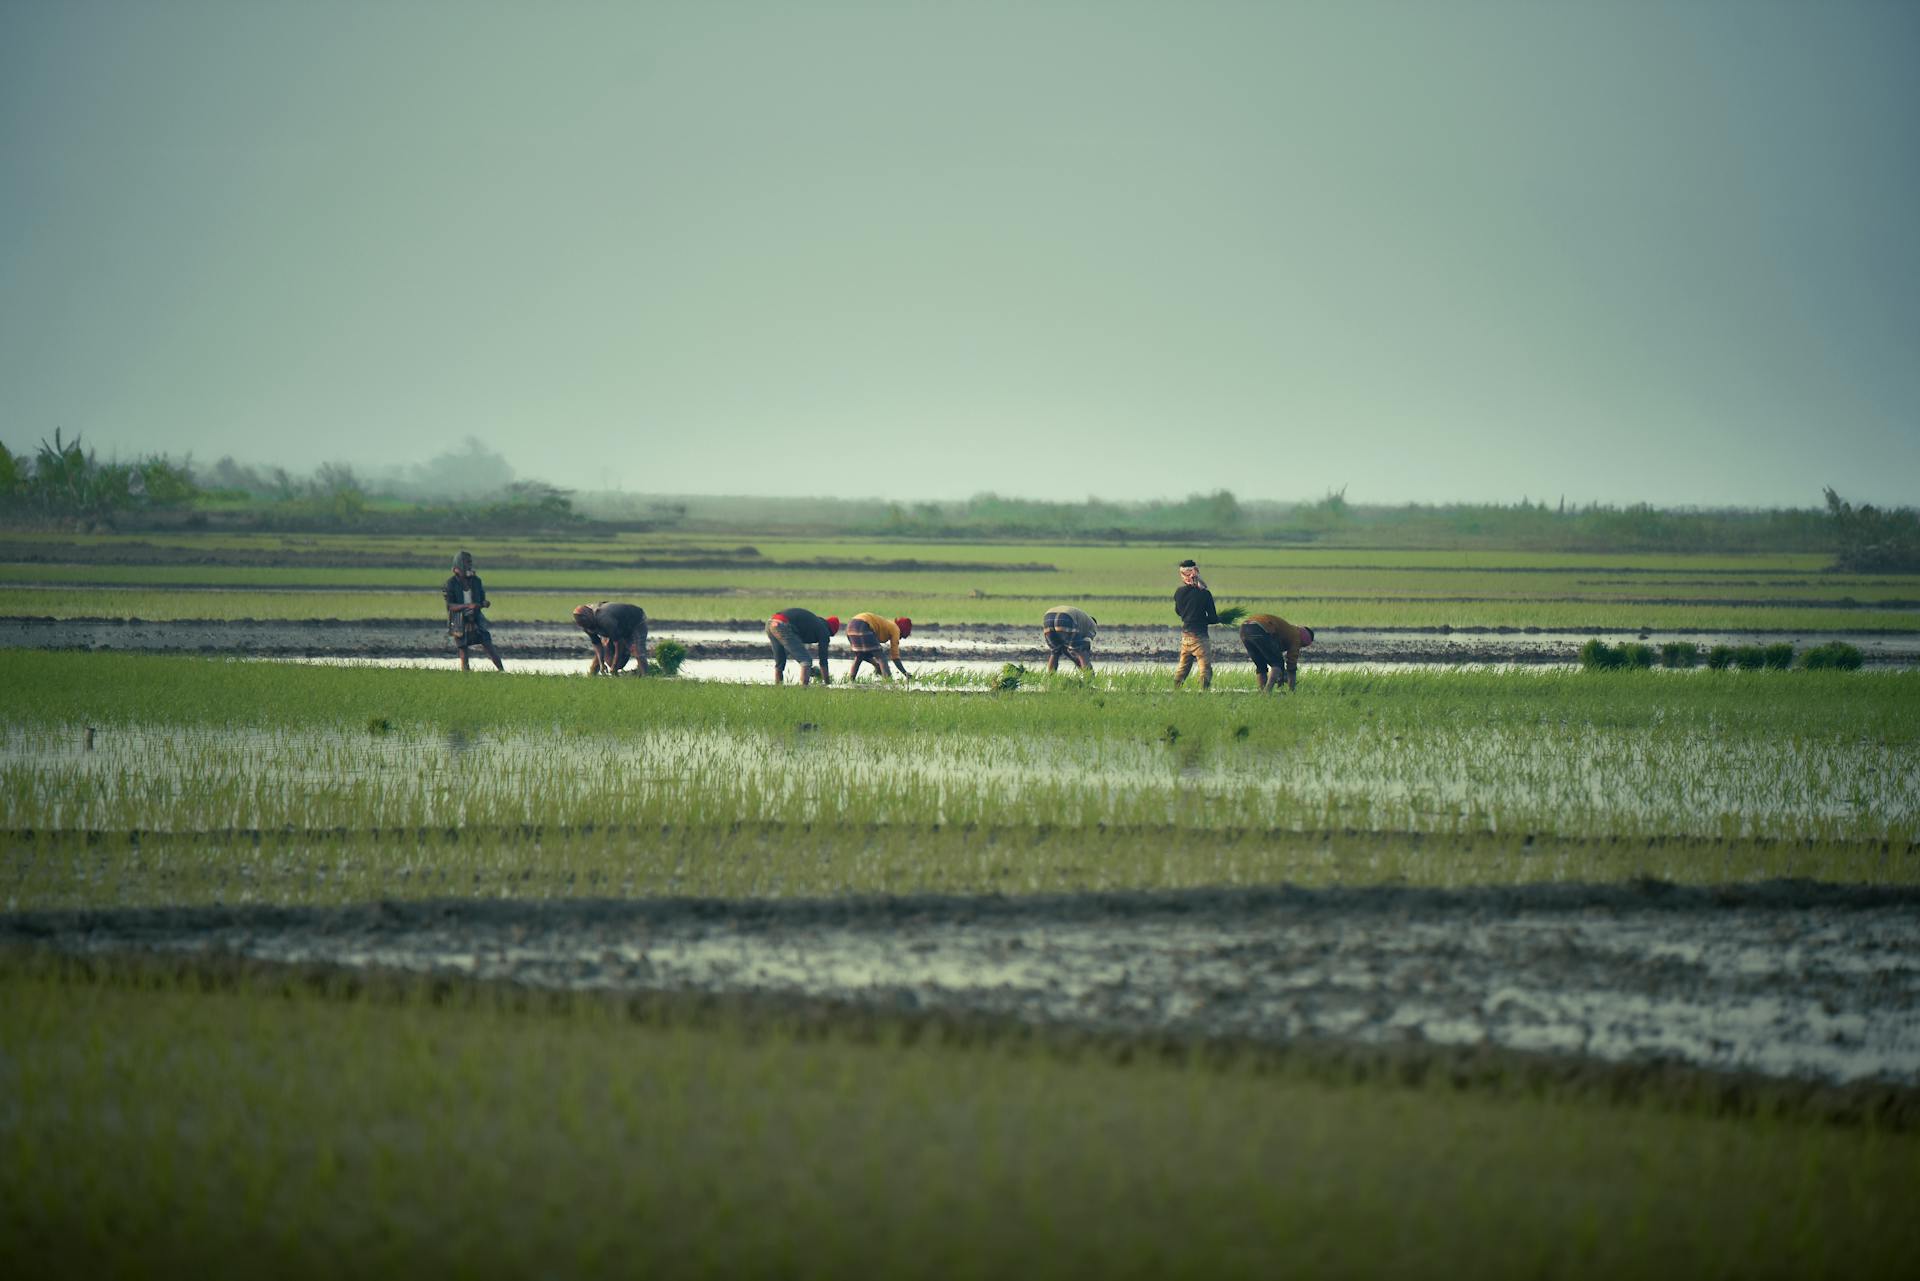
left=845, top=613, right=912, bottom=682
left=572, top=601, right=649, bottom=675
left=1041, top=606, right=1097, bottom=672
left=766, top=608, right=838, bottom=685
left=1240, top=614, right=1315, bottom=693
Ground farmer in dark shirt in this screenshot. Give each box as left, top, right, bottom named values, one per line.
left=1172, top=559, right=1220, bottom=689
left=767, top=608, right=838, bottom=685
left=1041, top=606, right=1097, bottom=673
left=572, top=601, right=649, bottom=675
left=443, top=550, right=504, bottom=671
left=1241, top=614, right=1314, bottom=693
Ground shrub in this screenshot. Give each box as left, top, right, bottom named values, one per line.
left=1762, top=643, right=1796, bottom=670
left=1706, top=646, right=1734, bottom=670
left=1800, top=642, right=1864, bottom=671
left=1659, top=642, right=1699, bottom=668
left=651, top=639, right=688, bottom=677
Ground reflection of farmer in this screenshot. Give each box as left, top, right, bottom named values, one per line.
left=845, top=613, right=912, bottom=682
left=766, top=608, right=838, bottom=685
left=573, top=601, right=649, bottom=675
left=1172, top=559, right=1220, bottom=689
left=1041, top=606, right=1097, bottom=673
left=1241, top=614, right=1314, bottom=693
left=444, top=550, right=504, bottom=671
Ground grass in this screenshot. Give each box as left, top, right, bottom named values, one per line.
left=4, top=954, right=1916, bottom=1280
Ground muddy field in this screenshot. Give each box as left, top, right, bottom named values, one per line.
left=6, top=616, right=1917, bottom=666
left=9, top=882, right=1917, bottom=1087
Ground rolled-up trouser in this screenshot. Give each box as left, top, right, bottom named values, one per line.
left=1241, top=622, right=1285, bottom=679
left=1174, top=631, right=1212, bottom=686
left=845, top=617, right=885, bottom=665
left=766, top=620, right=813, bottom=673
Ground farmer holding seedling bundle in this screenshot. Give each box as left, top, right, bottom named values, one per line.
left=766, top=608, right=838, bottom=685
left=845, top=613, right=912, bottom=682
left=1240, top=614, right=1314, bottom=693
left=572, top=601, right=649, bottom=675
left=1041, top=606, right=1097, bottom=672
left=1173, top=559, right=1243, bottom=689
left=443, top=550, right=504, bottom=672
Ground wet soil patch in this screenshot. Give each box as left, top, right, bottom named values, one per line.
left=8, top=881, right=1917, bottom=1088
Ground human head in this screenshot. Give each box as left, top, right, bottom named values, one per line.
left=1178, top=559, right=1199, bottom=584
left=454, top=550, right=474, bottom=574
left=1300, top=626, right=1315, bottom=648
left=894, top=617, right=912, bottom=638
left=825, top=615, right=841, bottom=636
left=571, top=603, right=598, bottom=632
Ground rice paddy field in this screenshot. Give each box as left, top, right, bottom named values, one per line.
left=4, top=527, right=1919, bottom=1277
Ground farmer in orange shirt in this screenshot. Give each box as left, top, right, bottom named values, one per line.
left=1240, top=614, right=1315, bottom=692
left=844, top=613, right=912, bottom=682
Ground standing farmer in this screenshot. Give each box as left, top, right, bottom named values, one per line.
left=444, top=550, right=504, bottom=672
left=1172, top=559, right=1220, bottom=689
left=1240, top=614, right=1314, bottom=693
left=766, top=608, right=838, bottom=685
left=1041, top=606, right=1097, bottom=673
left=573, top=601, right=649, bottom=675
left=844, top=614, right=912, bottom=682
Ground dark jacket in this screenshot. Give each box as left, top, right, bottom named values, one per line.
left=582, top=602, right=647, bottom=645
left=444, top=572, right=490, bottom=640
left=1174, top=583, right=1219, bottom=635
left=773, top=608, right=834, bottom=665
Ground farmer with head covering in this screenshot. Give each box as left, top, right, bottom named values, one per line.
left=1240, top=614, right=1315, bottom=693
left=1041, top=605, right=1097, bottom=673
left=844, top=613, right=912, bottom=682
left=766, top=607, right=838, bottom=685
left=443, top=550, right=504, bottom=671
left=1172, top=558, right=1221, bottom=689
left=572, top=601, right=649, bottom=675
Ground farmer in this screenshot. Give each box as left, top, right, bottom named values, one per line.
left=572, top=601, right=649, bottom=675
left=844, top=613, right=912, bottom=682
left=766, top=607, right=838, bottom=685
left=443, top=550, right=504, bottom=671
left=1041, top=605, right=1097, bottom=673
left=1240, top=614, right=1315, bottom=693
left=1172, top=559, right=1221, bottom=689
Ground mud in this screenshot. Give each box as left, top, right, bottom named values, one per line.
left=8, top=882, right=1917, bottom=1087
left=5, top=616, right=1917, bottom=666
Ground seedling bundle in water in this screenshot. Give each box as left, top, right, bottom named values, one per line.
left=652, top=639, right=688, bottom=676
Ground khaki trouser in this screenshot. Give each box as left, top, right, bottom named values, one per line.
left=1174, top=631, right=1212, bottom=687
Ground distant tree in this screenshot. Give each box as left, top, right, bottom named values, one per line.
left=1824, top=488, right=1920, bottom=572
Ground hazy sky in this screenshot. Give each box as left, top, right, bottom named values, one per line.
left=3, top=0, right=1916, bottom=506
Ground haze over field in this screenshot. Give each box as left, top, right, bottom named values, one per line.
left=2, top=0, right=1916, bottom=507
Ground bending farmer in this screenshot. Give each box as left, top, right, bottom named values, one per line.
left=1240, top=614, right=1315, bottom=693
left=1172, top=559, right=1220, bottom=689
left=845, top=614, right=912, bottom=682
left=1041, top=606, right=1097, bottom=673
left=444, top=550, right=504, bottom=672
left=573, top=601, right=649, bottom=675
left=767, top=608, right=838, bottom=685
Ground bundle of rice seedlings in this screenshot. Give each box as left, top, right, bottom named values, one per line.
left=1762, top=642, right=1797, bottom=670
left=1214, top=605, right=1248, bottom=627
left=991, top=663, right=1026, bottom=692
left=1579, top=638, right=1623, bottom=670
left=1617, top=642, right=1656, bottom=669
left=1659, top=641, right=1700, bottom=668
left=1733, top=646, right=1768, bottom=670
left=1800, top=641, right=1864, bottom=670
left=651, top=639, right=688, bottom=676
left=1706, top=645, right=1735, bottom=669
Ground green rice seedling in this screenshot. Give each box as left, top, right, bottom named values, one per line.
left=1801, top=641, right=1864, bottom=671
left=991, top=663, right=1026, bottom=692
left=1763, top=642, right=1797, bottom=670
left=1214, top=605, right=1248, bottom=627
left=1579, top=639, right=1623, bottom=670
left=1734, top=646, right=1768, bottom=670
left=366, top=716, right=393, bottom=735
left=651, top=639, right=688, bottom=676
left=1616, top=643, right=1656, bottom=669
left=1660, top=642, right=1700, bottom=668
left=1707, top=645, right=1735, bottom=669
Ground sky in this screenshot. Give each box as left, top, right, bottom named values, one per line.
left=2, top=0, right=1916, bottom=508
